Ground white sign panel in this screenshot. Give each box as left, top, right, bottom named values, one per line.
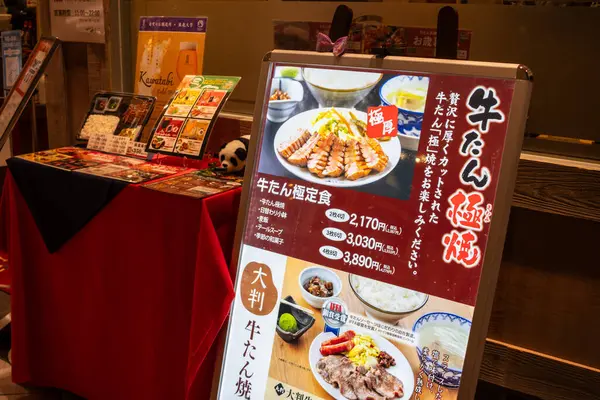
left=50, top=0, right=105, bottom=44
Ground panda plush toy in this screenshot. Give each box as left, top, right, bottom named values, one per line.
left=218, top=135, right=250, bottom=173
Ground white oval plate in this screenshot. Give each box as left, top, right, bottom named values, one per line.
left=273, top=108, right=401, bottom=188
left=309, top=326, right=415, bottom=399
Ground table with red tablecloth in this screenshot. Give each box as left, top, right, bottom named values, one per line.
left=0, top=161, right=241, bottom=400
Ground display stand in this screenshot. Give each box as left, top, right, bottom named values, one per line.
left=0, top=37, right=60, bottom=152
left=215, top=4, right=532, bottom=399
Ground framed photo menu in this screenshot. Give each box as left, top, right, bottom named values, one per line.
left=217, top=51, right=532, bottom=400
left=0, top=36, right=60, bottom=151
left=145, top=75, right=240, bottom=159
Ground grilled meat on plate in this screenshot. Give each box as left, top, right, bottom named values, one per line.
left=344, top=139, right=371, bottom=181
left=308, top=132, right=336, bottom=177
left=359, top=138, right=389, bottom=172
left=287, top=132, right=320, bottom=166
left=322, top=135, right=346, bottom=178
left=365, top=366, right=404, bottom=399
left=317, top=355, right=403, bottom=400
left=278, top=129, right=311, bottom=159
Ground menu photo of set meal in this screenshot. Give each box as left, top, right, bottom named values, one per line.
left=220, top=246, right=474, bottom=400
left=147, top=75, right=241, bottom=158
left=78, top=92, right=156, bottom=141
left=268, top=257, right=473, bottom=400
left=258, top=65, right=429, bottom=201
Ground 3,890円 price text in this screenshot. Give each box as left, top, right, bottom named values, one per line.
left=343, top=251, right=379, bottom=270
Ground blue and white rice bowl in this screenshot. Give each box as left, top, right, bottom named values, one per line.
left=379, top=75, right=430, bottom=151
left=412, top=312, right=472, bottom=388
left=267, top=78, right=304, bottom=123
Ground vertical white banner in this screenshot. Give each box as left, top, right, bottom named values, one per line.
left=219, top=245, right=287, bottom=400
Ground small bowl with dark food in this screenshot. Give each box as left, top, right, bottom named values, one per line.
left=276, top=295, right=316, bottom=343
left=267, top=77, right=304, bottom=123
left=299, top=266, right=342, bottom=309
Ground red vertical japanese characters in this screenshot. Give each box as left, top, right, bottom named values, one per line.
left=441, top=86, right=507, bottom=269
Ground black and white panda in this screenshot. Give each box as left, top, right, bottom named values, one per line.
left=218, top=135, right=250, bottom=173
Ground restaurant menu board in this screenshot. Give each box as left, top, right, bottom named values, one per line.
left=78, top=92, right=156, bottom=141
left=274, top=21, right=472, bottom=60
left=0, top=37, right=59, bottom=151
left=135, top=16, right=207, bottom=142
left=218, top=60, right=531, bottom=400
left=17, top=147, right=187, bottom=184
left=143, top=170, right=241, bottom=198
left=146, top=75, right=241, bottom=158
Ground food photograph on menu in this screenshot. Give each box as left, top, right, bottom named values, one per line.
left=146, top=75, right=241, bottom=158
left=257, top=66, right=429, bottom=200
left=266, top=257, right=473, bottom=400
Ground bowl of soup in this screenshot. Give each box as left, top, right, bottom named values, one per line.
left=302, top=68, right=382, bottom=108
left=379, top=75, right=430, bottom=151
left=412, top=312, right=472, bottom=388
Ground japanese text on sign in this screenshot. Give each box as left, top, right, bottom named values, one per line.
left=409, top=91, right=459, bottom=275
left=442, top=86, right=504, bottom=269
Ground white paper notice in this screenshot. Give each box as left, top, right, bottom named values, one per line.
left=219, top=245, right=287, bottom=400
left=87, top=133, right=131, bottom=155
left=50, top=0, right=105, bottom=44
left=126, top=141, right=149, bottom=158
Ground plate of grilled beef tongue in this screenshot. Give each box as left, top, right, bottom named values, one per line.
left=274, top=108, right=401, bottom=188
left=309, top=328, right=415, bottom=400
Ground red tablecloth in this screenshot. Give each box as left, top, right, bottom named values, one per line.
left=0, top=171, right=240, bottom=400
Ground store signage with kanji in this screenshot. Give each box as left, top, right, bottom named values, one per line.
left=218, top=53, right=531, bottom=400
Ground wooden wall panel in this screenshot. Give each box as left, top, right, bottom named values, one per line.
left=62, top=43, right=90, bottom=141
left=489, top=207, right=600, bottom=368
left=481, top=339, right=600, bottom=400
left=513, top=153, right=600, bottom=222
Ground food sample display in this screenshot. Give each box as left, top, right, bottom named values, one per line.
left=218, top=53, right=532, bottom=400
left=146, top=75, right=240, bottom=158
left=78, top=92, right=156, bottom=141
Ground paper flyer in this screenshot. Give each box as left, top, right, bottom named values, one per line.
left=1, top=31, right=22, bottom=97
left=49, top=0, right=105, bottom=43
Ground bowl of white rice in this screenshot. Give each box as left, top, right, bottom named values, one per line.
left=349, top=274, right=428, bottom=324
